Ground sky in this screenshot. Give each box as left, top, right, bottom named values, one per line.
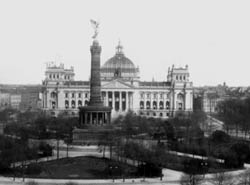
left=0, top=0, right=250, bottom=87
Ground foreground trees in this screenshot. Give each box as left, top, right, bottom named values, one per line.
left=217, top=97, right=250, bottom=137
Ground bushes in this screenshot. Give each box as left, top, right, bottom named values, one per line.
left=137, top=163, right=162, bottom=177
left=210, top=130, right=230, bottom=144
left=25, top=181, right=38, bottom=185
left=25, top=164, right=42, bottom=175
left=38, top=143, right=53, bottom=157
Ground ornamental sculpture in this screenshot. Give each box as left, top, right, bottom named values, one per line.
left=90, top=19, right=100, bottom=39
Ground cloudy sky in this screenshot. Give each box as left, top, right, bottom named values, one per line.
left=0, top=0, right=250, bottom=86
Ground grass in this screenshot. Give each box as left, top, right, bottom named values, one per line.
left=21, top=156, right=138, bottom=179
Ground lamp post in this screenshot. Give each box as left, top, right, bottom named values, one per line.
left=201, top=161, right=208, bottom=178
left=143, top=162, right=146, bottom=181
left=64, top=133, right=70, bottom=158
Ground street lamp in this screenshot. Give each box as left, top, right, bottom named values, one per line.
left=201, top=161, right=208, bottom=178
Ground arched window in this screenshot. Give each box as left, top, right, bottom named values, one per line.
left=177, top=93, right=184, bottom=110
left=177, top=93, right=184, bottom=101
left=166, top=101, right=170, bottom=110
left=65, top=100, right=69, bottom=109
left=159, top=101, right=163, bottom=109
left=78, top=100, right=82, bottom=107
left=153, top=112, right=156, bottom=116
left=140, top=101, right=144, bottom=109
left=153, top=101, right=157, bottom=109
left=146, top=101, right=150, bottom=109
left=52, top=101, right=56, bottom=109
left=51, top=92, right=56, bottom=98
left=159, top=113, right=163, bottom=117
left=85, top=100, right=89, bottom=106
left=71, top=100, right=75, bottom=108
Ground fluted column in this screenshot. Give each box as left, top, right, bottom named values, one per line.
left=90, top=113, right=93, bottom=124
left=46, top=91, right=50, bottom=108
left=125, top=91, right=128, bottom=111
left=119, top=91, right=122, bottom=111
left=106, top=91, right=109, bottom=107
left=112, top=91, right=115, bottom=110
left=84, top=113, right=87, bottom=124
left=96, top=113, right=99, bottom=124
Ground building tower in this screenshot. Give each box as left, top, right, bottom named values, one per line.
left=78, top=40, right=112, bottom=125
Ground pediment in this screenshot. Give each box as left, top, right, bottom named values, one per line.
left=102, top=79, right=134, bottom=89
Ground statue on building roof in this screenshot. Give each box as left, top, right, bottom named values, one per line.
left=90, top=19, right=100, bottom=40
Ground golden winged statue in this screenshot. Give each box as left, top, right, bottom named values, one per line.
left=90, top=19, right=100, bottom=39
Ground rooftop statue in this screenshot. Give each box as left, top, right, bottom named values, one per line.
left=90, top=19, right=100, bottom=40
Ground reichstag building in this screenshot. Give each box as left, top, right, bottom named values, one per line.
left=42, top=43, right=193, bottom=118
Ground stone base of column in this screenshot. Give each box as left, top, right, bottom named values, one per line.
left=79, top=105, right=112, bottom=126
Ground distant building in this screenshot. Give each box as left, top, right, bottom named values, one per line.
left=197, top=84, right=228, bottom=113
left=0, top=93, right=10, bottom=110
left=42, top=43, right=193, bottom=118
left=20, top=91, right=43, bottom=111
left=10, top=94, right=21, bottom=109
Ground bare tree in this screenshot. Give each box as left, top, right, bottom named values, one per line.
left=210, top=171, right=235, bottom=185
left=239, top=169, right=250, bottom=185
left=180, top=174, right=203, bottom=185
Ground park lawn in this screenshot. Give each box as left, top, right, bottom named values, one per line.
left=23, top=156, right=138, bottom=179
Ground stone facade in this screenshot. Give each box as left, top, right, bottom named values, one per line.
left=42, top=43, right=193, bottom=118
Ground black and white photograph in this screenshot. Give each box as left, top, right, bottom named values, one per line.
left=0, top=0, right=250, bottom=184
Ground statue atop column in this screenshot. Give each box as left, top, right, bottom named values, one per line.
left=90, top=19, right=100, bottom=40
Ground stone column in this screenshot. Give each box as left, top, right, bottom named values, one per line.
left=90, top=113, right=93, bottom=124
left=106, top=91, right=109, bottom=107
left=150, top=92, right=153, bottom=110
left=47, top=91, right=50, bottom=109
left=84, top=112, right=87, bottom=124
left=96, top=112, right=99, bottom=124
left=125, top=91, right=128, bottom=111
left=112, top=91, right=115, bottom=109
left=44, top=91, right=47, bottom=108
left=119, top=91, right=122, bottom=111
left=131, top=92, right=133, bottom=110
left=102, top=113, right=104, bottom=125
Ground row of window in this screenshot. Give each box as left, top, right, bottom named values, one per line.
left=65, top=92, right=88, bottom=99
left=140, top=101, right=184, bottom=110
left=176, top=75, right=186, bottom=81
left=50, top=92, right=89, bottom=99
left=140, top=101, right=170, bottom=110
left=140, top=93, right=170, bottom=99
left=48, top=73, right=71, bottom=80
left=140, top=111, right=170, bottom=117
left=65, top=100, right=89, bottom=109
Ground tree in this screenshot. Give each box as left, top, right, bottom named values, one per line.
left=229, top=142, right=250, bottom=167
left=210, top=172, right=235, bottom=185
left=239, top=169, right=250, bottom=185
left=210, top=130, right=230, bottom=144
left=180, top=174, right=203, bottom=185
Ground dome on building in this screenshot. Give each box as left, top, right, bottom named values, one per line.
left=101, top=42, right=139, bottom=81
